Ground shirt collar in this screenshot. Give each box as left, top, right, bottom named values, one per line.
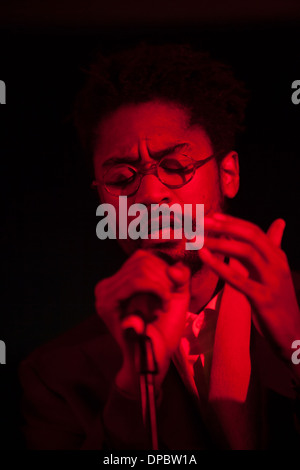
left=185, top=288, right=223, bottom=339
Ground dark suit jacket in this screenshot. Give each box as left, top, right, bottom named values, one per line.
left=19, top=313, right=300, bottom=450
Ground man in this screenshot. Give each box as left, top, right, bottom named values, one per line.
left=19, top=43, right=300, bottom=450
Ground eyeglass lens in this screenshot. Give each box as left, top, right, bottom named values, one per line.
left=104, top=155, right=197, bottom=196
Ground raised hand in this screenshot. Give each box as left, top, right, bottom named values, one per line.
left=94, top=249, right=191, bottom=395
left=199, top=213, right=300, bottom=375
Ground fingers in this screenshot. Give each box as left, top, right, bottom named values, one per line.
left=117, top=276, right=172, bottom=312
left=205, top=213, right=281, bottom=262
left=201, top=214, right=288, bottom=296
left=198, top=247, right=263, bottom=303
left=203, top=237, right=271, bottom=283
left=167, top=262, right=191, bottom=287
left=95, top=249, right=188, bottom=323
left=96, top=267, right=172, bottom=313
left=266, top=218, right=286, bottom=248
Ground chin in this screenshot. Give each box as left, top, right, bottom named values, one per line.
left=119, top=238, right=203, bottom=273
left=146, top=241, right=204, bottom=273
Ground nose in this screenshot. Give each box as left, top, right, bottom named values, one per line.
left=134, top=173, right=172, bottom=207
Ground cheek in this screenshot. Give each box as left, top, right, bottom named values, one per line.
left=97, top=195, right=142, bottom=246
left=175, top=167, right=221, bottom=210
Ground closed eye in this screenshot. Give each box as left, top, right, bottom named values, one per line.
left=107, top=174, right=136, bottom=186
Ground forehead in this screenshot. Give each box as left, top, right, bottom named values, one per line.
left=93, top=100, right=212, bottom=162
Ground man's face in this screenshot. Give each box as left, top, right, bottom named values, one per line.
left=93, top=100, right=224, bottom=267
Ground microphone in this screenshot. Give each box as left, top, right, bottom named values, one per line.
left=120, top=251, right=177, bottom=339
left=120, top=293, right=162, bottom=338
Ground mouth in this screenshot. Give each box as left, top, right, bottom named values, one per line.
left=133, top=215, right=183, bottom=249
left=146, top=214, right=181, bottom=236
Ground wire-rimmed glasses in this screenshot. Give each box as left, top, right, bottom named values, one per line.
left=92, top=152, right=221, bottom=197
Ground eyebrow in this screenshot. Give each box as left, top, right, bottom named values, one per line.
left=102, top=143, right=189, bottom=167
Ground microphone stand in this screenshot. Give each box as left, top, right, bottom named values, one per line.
left=122, top=293, right=160, bottom=450
left=135, top=333, right=159, bottom=450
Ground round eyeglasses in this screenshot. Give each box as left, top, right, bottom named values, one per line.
left=92, top=152, right=222, bottom=197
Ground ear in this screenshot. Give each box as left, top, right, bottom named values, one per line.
left=219, top=151, right=240, bottom=199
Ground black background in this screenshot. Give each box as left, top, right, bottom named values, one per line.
left=0, top=2, right=300, bottom=450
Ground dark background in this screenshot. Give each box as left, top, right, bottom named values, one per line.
left=0, top=0, right=300, bottom=449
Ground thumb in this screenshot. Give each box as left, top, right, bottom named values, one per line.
left=266, top=218, right=286, bottom=248
left=167, top=262, right=191, bottom=287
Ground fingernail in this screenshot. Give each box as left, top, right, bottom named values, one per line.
left=174, top=261, right=185, bottom=269
left=213, top=212, right=226, bottom=220
left=198, top=247, right=211, bottom=257
left=169, top=265, right=184, bottom=277
left=204, top=218, right=215, bottom=225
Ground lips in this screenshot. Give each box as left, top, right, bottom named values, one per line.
left=147, top=214, right=176, bottom=234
